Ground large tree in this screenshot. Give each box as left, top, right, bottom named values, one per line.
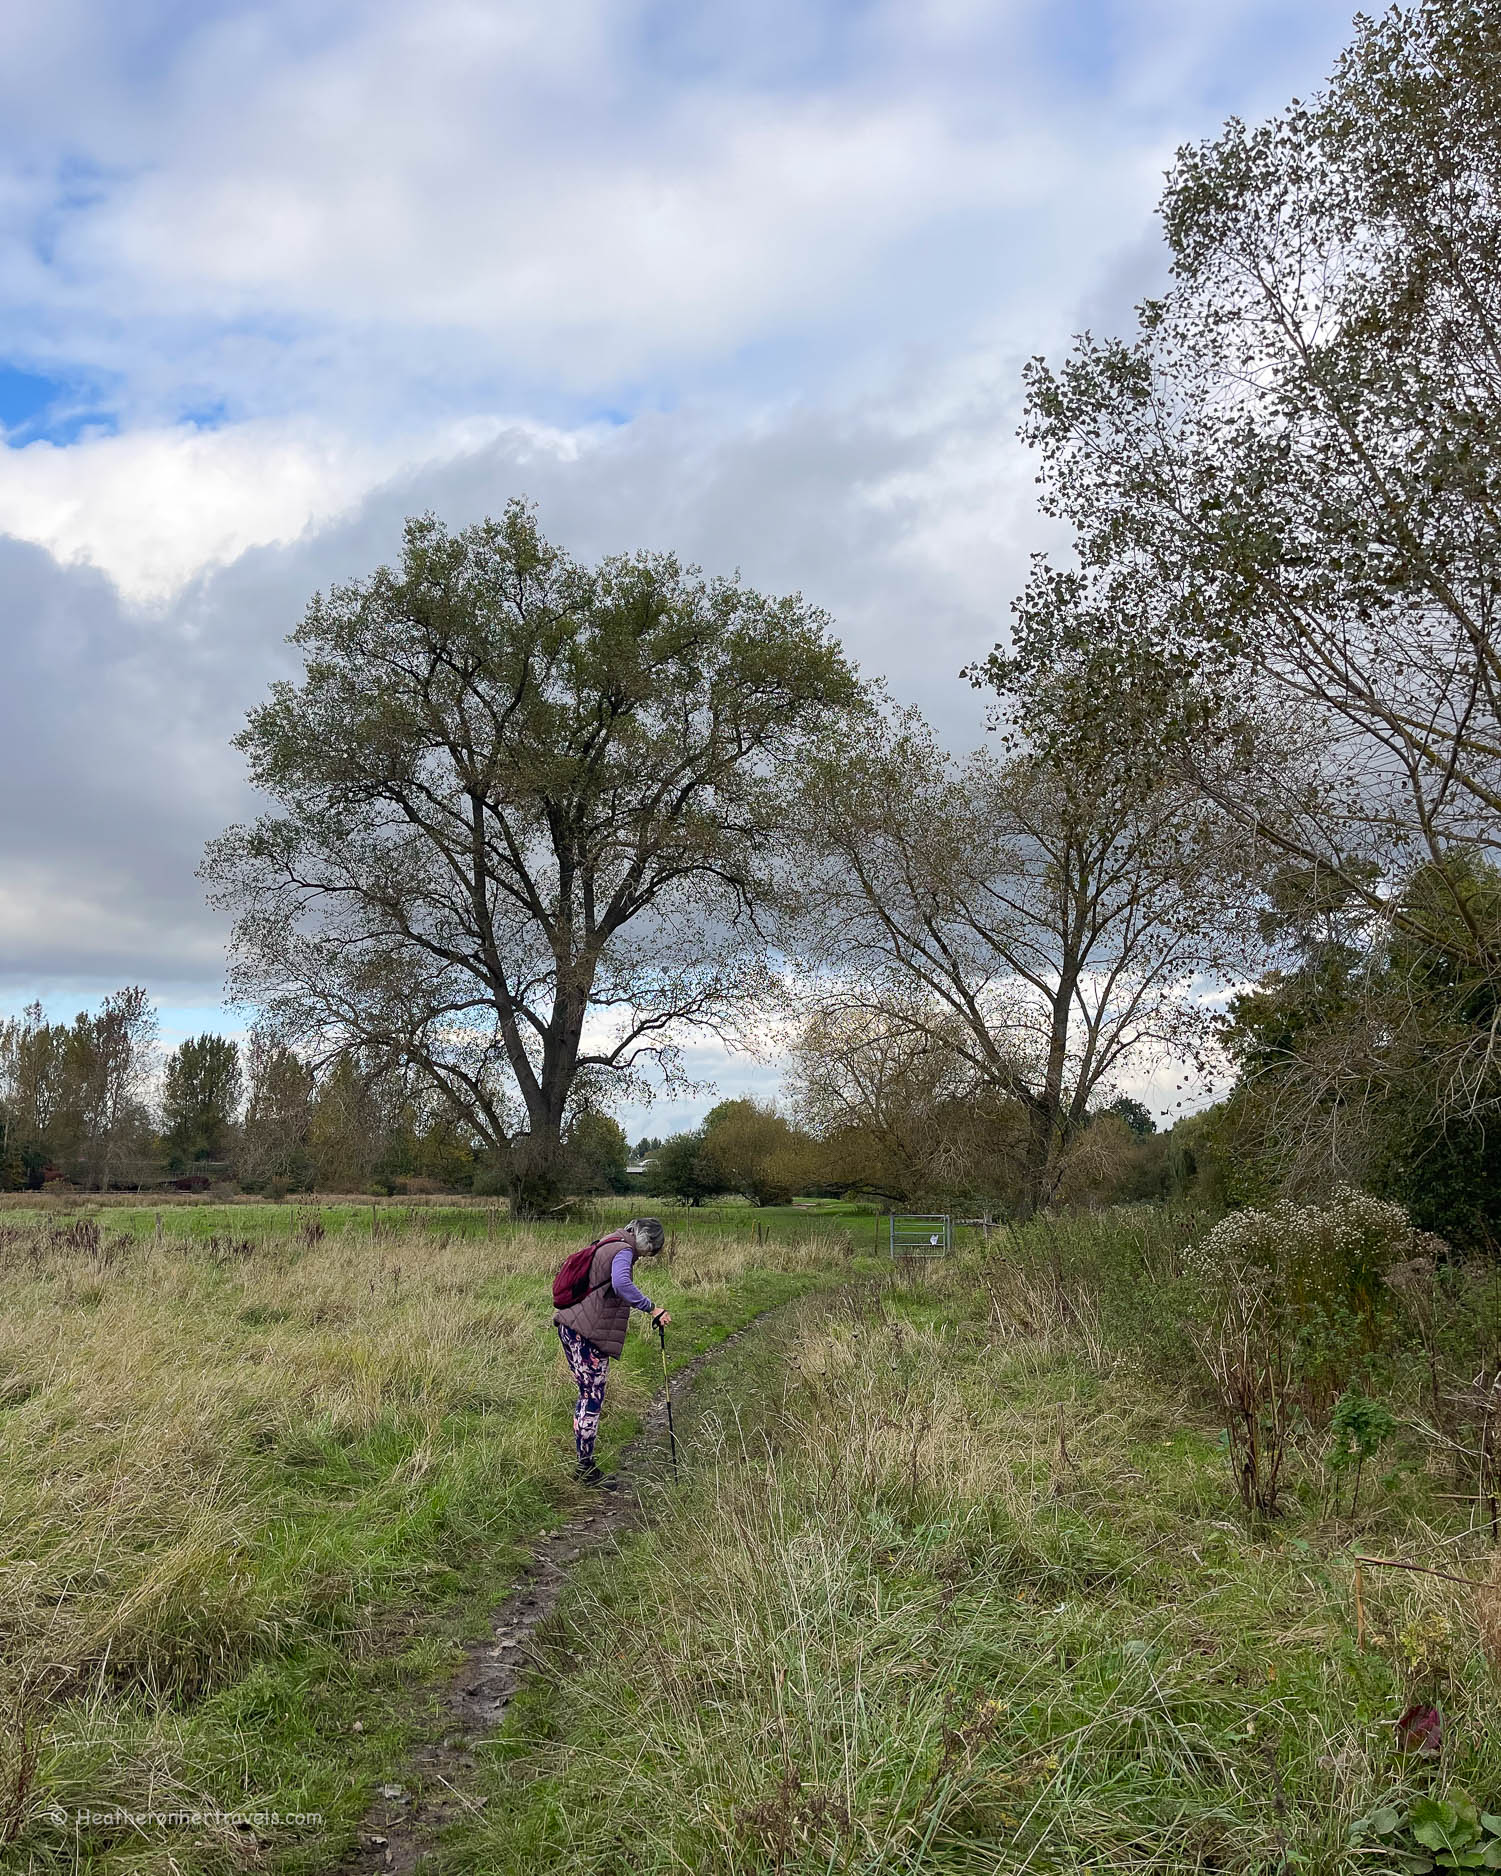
left=997, top=0, right=1501, bottom=1120
left=204, top=502, right=864, bottom=1212
left=791, top=713, right=1234, bottom=1211
left=699, top=1097, right=818, bottom=1207
left=0, top=994, right=157, bottom=1189
left=67, top=992, right=158, bottom=1190
left=239, top=1035, right=314, bottom=1193
left=0, top=1004, right=71, bottom=1188
left=646, top=1129, right=728, bottom=1207
left=563, top=1111, right=631, bottom=1195
left=306, top=1051, right=384, bottom=1192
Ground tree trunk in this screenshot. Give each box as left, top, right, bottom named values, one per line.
left=1020, top=1102, right=1053, bottom=1217
left=506, top=996, right=588, bottom=1217
left=506, top=1126, right=565, bottom=1218
left=1020, top=968, right=1078, bottom=1215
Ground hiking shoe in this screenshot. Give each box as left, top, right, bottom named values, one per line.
left=573, top=1461, right=606, bottom=1488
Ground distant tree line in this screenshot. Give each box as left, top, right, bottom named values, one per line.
left=635, top=1090, right=1166, bottom=1212
left=0, top=987, right=1172, bottom=1212
left=0, top=999, right=637, bottom=1199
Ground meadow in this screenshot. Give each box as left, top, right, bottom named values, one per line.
left=0, top=1201, right=863, bottom=1872
left=0, top=1193, right=889, bottom=1253
left=8, top=1197, right=1501, bottom=1873
left=456, top=1210, right=1501, bottom=1875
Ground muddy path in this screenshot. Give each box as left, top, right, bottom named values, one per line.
left=334, top=1311, right=780, bottom=1874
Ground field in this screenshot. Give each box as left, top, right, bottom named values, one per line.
left=6, top=1201, right=1501, bottom=1873
left=0, top=1202, right=863, bottom=1873
left=0, top=1194, right=896, bottom=1253
left=448, top=1215, right=1501, bottom=1874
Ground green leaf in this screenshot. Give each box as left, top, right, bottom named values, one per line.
left=1413, top=1801, right=1464, bottom=1852
left=1365, top=1807, right=1403, bottom=1838
left=1482, top=1817, right=1501, bottom=1838
left=1482, top=1843, right=1501, bottom=1870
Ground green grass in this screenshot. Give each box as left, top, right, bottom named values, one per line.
left=0, top=1193, right=893, bottom=1253
left=17, top=1198, right=1494, bottom=1872
left=0, top=1210, right=861, bottom=1873
left=450, top=1250, right=1501, bottom=1874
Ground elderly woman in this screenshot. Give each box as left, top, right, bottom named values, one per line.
left=553, top=1217, right=670, bottom=1484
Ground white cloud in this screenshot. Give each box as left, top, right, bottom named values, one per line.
left=0, top=0, right=1361, bottom=425
left=0, top=414, right=579, bottom=603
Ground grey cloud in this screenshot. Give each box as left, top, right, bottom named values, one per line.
left=0, top=0, right=1379, bottom=1135
left=0, top=535, right=279, bottom=993
left=314, top=394, right=1034, bottom=736
left=0, top=380, right=1038, bottom=1003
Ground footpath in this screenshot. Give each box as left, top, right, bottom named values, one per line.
left=334, top=1302, right=807, bottom=1875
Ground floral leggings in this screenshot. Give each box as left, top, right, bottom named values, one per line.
left=557, top=1324, right=610, bottom=1464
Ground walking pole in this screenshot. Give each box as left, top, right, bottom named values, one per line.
left=657, top=1318, right=679, bottom=1481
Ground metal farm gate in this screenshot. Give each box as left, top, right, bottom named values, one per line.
left=887, top=1213, right=953, bottom=1257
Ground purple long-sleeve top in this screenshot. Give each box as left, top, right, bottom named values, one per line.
left=611, top=1245, right=654, bottom=1314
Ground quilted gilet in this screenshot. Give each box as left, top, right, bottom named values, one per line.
left=553, top=1231, right=637, bottom=1358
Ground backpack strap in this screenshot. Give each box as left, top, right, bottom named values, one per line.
left=582, top=1232, right=625, bottom=1298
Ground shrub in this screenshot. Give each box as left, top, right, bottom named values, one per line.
left=1189, top=1188, right=1416, bottom=1394
left=1185, top=1259, right=1295, bottom=1516
left=1328, top=1385, right=1398, bottom=1513
left=1195, top=1184, right=1411, bottom=1301
left=1185, top=1189, right=1419, bottom=1514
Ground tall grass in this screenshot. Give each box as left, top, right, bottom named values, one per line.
left=0, top=1191, right=882, bottom=1246
left=461, top=1234, right=1501, bottom=1873
left=0, top=1211, right=851, bottom=1872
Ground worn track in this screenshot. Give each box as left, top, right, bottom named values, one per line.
left=334, top=1312, right=777, bottom=1874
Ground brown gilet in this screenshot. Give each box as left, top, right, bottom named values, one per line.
left=553, top=1231, right=638, bottom=1359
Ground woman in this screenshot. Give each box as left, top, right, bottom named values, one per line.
left=554, top=1217, right=670, bottom=1484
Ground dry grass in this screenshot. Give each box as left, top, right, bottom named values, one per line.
left=0, top=1210, right=849, bottom=1871
left=461, top=1256, right=1501, bottom=1874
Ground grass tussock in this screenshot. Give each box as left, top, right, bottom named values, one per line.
left=0, top=1208, right=849, bottom=1873
left=463, top=1241, right=1501, bottom=1875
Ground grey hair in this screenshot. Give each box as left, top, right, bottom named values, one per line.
left=629, top=1217, right=666, bottom=1253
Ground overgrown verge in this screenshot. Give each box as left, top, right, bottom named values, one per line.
left=457, top=1217, right=1501, bottom=1873
left=0, top=1213, right=858, bottom=1873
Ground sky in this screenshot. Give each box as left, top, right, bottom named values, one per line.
left=0, top=0, right=1362, bottom=1135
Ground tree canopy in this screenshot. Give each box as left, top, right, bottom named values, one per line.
left=204, top=502, right=866, bottom=1212
left=161, top=1034, right=242, bottom=1169
left=963, top=0, right=1501, bottom=1204
left=788, top=711, right=1235, bottom=1209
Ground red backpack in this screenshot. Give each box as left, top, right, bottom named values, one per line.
left=552, top=1234, right=620, bottom=1309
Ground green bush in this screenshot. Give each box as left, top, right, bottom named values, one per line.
left=1187, top=1187, right=1418, bottom=1395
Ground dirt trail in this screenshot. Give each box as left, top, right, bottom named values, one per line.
left=334, top=1314, right=774, bottom=1875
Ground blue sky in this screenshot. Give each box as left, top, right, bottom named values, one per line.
left=0, top=0, right=1362, bottom=1130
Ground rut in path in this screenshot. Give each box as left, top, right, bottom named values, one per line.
left=334, top=1312, right=774, bottom=1875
